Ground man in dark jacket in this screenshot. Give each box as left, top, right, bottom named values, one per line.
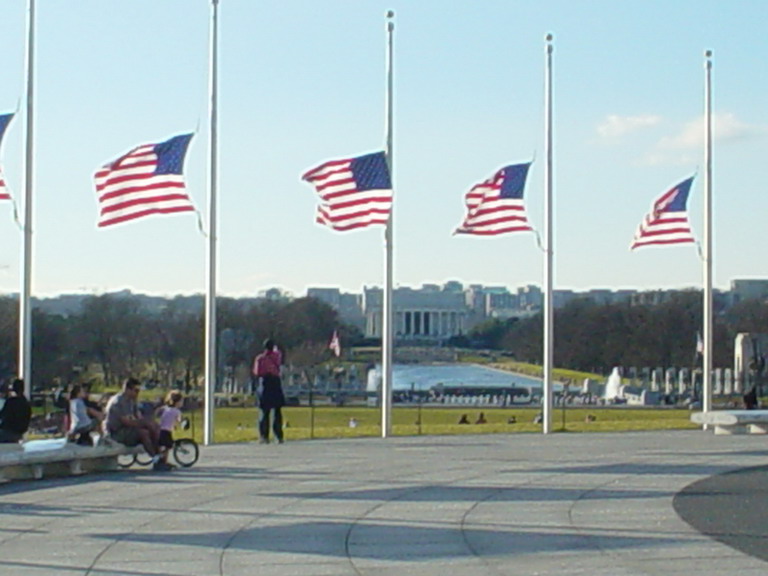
left=0, top=379, right=32, bottom=443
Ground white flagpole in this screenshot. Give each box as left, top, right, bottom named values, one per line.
left=19, top=0, right=36, bottom=398
left=381, top=10, right=395, bottom=438
left=702, top=50, right=713, bottom=417
left=203, top=0, right=220, bottom=446
left=542, top=33, right=554, bottom=434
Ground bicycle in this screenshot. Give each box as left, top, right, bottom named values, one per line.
left=117, top=417, right=199, bottom=468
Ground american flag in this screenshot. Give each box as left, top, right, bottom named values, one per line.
left=0, top=113, right=13, bottom=201
left=630, top=176, right=696, bottom=250
left=94, top=133, right=195, bottom=228
left=301, top=151, right=393, bottom=231
left=455, top=163, right=533, bottom=235
left=329, top=330, right=341, bottom=357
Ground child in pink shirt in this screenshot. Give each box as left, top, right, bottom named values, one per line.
left=157, top=390, right=183, bottom=466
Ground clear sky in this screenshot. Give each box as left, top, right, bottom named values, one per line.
left=0, top=1, right=766, bottom=298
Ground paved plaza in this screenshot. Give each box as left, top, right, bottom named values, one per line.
left=0, top=430, right=766, bottom=576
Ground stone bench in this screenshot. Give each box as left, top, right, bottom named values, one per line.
left=0, top=438, right=143, bottom=481
left=691, top=410, right=768, bottom=435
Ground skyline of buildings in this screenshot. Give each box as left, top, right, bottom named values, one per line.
left=4, top=277, right=766, bottom=342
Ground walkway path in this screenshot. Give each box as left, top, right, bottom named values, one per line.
left=0, top=430, right=765, bottom=575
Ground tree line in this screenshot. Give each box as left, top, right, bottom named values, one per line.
left=0, top=294, right=359, bottom=391
left=463, top=291, right=768, bottom=373
left=3, top=289, right=766, bottom=391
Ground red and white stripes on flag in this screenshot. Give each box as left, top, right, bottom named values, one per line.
left=0, top=168, right=9, bottom=202
left=630, top=176, right=696, bottom=250
left=455, top=163, right=533, bottom=236
left=94, top=133, right=195, bottom=228
left=302, top=151, right=393, bottom=232
left=0, top=113, right=13, bottom=202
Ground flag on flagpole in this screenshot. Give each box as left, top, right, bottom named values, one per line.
left=329, top=330, right=341, bottom=357
left=630, top=176, right=696, bottom=250
left=454, top=163, right=534, bottom=235
left=301, top=151, right=393, bottom=231
left=0, top=113, right=13, bottom=201
left=94, top=133, right=195, bottom=228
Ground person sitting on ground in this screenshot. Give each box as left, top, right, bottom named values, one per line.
left=156, top=390, right=183, bottom=467
left=457, top=413, right=470, bottom=425
left=104, top=378, right=169, bottom=471
left=507, top=416, right=517, bottom=424
left=68, top=384, right=101, bottom=445
left=0, top=379, right=32, bottom=443
left=475, top=412, right=488, bottom=424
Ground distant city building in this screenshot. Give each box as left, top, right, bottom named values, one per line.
left=631, top=290, right=673, bottom=307
left=363, top=284, right=469, bottom=340
left=307, top=287, right=365, bottom=331
left=517, top=285, right=543, bottom=310
left=259, top=287, right=290, bottom=301
left=553, top=289, right=576, bottom=308
left=731, top=279, right=768, bottom=303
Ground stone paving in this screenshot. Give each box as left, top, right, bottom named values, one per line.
left=0, top=430, right=766, bottom=576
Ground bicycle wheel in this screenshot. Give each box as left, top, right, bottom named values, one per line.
left=117, top=453, right=138, bottom=468
left=135, top=451, right=154, bottom=466
left=173, top=438, right=199, bottom=468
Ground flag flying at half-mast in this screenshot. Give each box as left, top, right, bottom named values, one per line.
left=329, top=330, right=341, bottom=357
left=630, top=176, right=696, bottom=249
left=455, top=163, right=534, bottom=235
left=301, top=151, right=393, bottom=231
left=0, top=113, right=13, bottom=201
left=94, top=133, right=195, bottom=227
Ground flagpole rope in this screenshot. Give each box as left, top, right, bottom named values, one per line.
left=533, top=228, right=545, bottom=252
left=195, top=209, right=208, bottom=237
left=12, top=199, right=23, bottom=230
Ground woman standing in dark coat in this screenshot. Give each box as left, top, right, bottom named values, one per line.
left=252, top=339, right=286, bottom=443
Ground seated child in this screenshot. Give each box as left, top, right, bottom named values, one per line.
left=156, top=390, right=183, bottom=465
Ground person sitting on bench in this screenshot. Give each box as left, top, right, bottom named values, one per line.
left=68, top=384, right=102, bottom=445
left=104, top=378, right=169, bottom=471
left=0, top=379, right=32, bottom=444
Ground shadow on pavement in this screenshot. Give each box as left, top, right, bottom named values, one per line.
left=89, top=519, right=689, bottom=561
left=674, top=465, right=768, bottom=562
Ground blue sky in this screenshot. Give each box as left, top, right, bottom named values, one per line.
left=0, top=0, right=766, bottom=298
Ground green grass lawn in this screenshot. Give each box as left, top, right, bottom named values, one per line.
left=186, top=405, right=700, bottom=444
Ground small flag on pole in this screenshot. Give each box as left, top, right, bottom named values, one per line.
left=301, top=151, right=393, bottom=231
left=0, top=113, right=13, bottom=201
left=94, top=133, right=195, bottom=228
left=329, top=330, right=341, bottom=357
left=630, top=177, right=696, bottom=250
left=455, top=163, right=533, bottom=235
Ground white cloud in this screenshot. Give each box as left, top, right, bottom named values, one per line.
left=658, top=112, right=766, bottom=150
left=597, top=114, right=661, bottom=138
